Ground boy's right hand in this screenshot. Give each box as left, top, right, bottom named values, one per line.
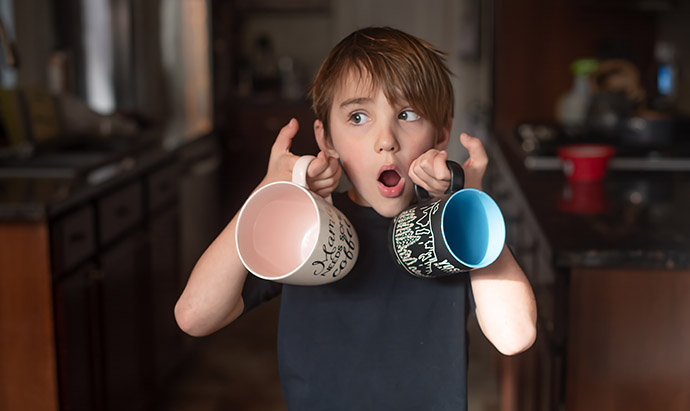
left=261, top=118, right=341, bottom=198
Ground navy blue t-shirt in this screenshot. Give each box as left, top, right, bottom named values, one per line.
left=242, top=192, right=474, bottom=410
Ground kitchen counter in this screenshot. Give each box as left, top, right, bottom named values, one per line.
left=491, top=131, right=690, bottom=411
left=490, top=132, right=690, bottom=270
left=0, top=135, right=191, bottom=221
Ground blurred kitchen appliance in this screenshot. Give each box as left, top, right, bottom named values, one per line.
left=586, top=59, right=646, bottom=141
left=49, top=0, right=211, bottom=143
left=620, top=110, right=674, bottom=147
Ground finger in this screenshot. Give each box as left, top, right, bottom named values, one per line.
left=323, top=156, right=342, bottom=180
left=414, top=150, right=450, bottom=183
left=431, top=150, right=450, bottom=181
left=310, top=171, right=341, bottom=198
left=460, top=133, right=488, bottom=165
left=313, top=186, right=338, bottom=199
left=272, top=118, right=299, bottom=153
left=413, top=149, right=440, bottom=178
left=309, top=176, right=339, bottom=191
left=308, top=152, right=340, bottom=180
left=307, top=151, right=330, bottom=178
left=409, top=165, right=445, bottom=193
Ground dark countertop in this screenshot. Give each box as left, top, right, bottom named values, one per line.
left=0, top=133, right=211, bottom=222
left=491, top=132, right=690, bottom=270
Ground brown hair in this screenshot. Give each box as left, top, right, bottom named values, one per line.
left=309, top=27, right=454, bottom=137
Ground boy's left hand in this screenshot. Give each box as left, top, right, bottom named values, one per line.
left=408, top=149, right=451, bottom=198
left=409, top=133, right=488, bottom=197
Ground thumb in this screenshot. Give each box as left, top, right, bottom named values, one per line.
left=432, top=150, right=450, bottom=180
left=272, top=118, right=299, bottom=154
left=307, top=150, right=330, bottom=178
left=460, top=133, right=488, bottom=165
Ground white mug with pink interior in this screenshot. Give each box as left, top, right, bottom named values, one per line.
left=236, top=155, right=359, bottom=285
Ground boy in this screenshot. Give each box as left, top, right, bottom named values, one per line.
left=176, top=27, right=536, bottom=410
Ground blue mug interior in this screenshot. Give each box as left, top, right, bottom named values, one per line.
left=441, top=189, right=505, bottom=269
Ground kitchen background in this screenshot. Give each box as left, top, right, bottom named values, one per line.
left=1, top=0, right=689, bottom=410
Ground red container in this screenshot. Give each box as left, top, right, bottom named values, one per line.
left=557, top=144, right=615, bottom=182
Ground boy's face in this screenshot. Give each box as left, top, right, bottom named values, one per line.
left=315, top=72, right=450, bottom=218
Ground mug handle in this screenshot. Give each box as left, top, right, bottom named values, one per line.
left=292, top=155, right=333, bottom=204
left=414, top=160, right=465, bottom=201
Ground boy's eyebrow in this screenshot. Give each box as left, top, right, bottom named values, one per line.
left=339, top=97, right=373, bottom=108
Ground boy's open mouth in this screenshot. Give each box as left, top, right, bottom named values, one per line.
left=379, top=170, right=401, bottom=188
left=377, top=167, right=404, bottom=197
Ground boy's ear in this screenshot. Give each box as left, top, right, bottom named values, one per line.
left=314, top=120, right=339, bottom=158
left=434, top=122, right=452, bottom=150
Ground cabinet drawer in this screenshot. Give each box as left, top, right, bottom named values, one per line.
left=52, top=206, right=96, bottom=273
left=98, top=182, right=143, bottom=244
left=147, top=163, right=179, bottom=212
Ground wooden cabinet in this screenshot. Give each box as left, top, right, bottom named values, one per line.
left=0, top=222, right=59, bottom=411
left=53, top=265, right=100, bottom=411
left=148, top=207, right=184, bottom=391
left=565, top=268, right=690, bottom=411
left=0, top=155, right=186, bottom=411
left=100, top=231, right=148, bottom=411
left=55, top=161, right=183, bottom=411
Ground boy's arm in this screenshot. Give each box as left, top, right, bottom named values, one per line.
left=458, top=134, right=536, bottom=355
left=410, top=134, right=537, bottom=355
left=174, top=119, right=340, bottom=337
left=469, top=248, right=537, bottom=356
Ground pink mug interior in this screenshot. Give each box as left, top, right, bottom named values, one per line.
left=236, top=183, right=318, bottom=278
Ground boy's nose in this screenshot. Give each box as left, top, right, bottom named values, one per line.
left=375, top=127, right=398, bottom=152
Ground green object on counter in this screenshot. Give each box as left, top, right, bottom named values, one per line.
left=0, top=89, right=28, bottom=148
left=571, top=58, right=599, bottom=76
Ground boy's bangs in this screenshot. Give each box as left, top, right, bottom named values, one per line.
left=344, top=59, right=429, bottom=119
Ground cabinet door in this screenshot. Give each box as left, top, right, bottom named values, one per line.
left=100, top=232, right=147, bottom=411
left=53, top=265, right=100, bottom=411
left=148, top=207, right=185, bottom=389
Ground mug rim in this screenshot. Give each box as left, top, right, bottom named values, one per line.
left=236, top=181, right=321, bottom=282
left=440, top=188, right=506, bottom=269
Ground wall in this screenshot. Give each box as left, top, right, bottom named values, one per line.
left=237, top=0, right=494, bottom=162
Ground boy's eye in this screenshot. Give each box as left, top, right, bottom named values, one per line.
left=349, top=112, right=371, bottom=125
left=399, top=110, right=421, bottom=122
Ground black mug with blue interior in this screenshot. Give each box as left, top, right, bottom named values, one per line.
left=389, top=161, right=506, bottom=278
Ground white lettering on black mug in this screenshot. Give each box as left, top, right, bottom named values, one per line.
left=389, top=161, right=505, bottom=278
left=236, top=155, right=359, bottom=285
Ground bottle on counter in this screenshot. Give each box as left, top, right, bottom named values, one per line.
left=556, top=58, right=599, bottom=136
